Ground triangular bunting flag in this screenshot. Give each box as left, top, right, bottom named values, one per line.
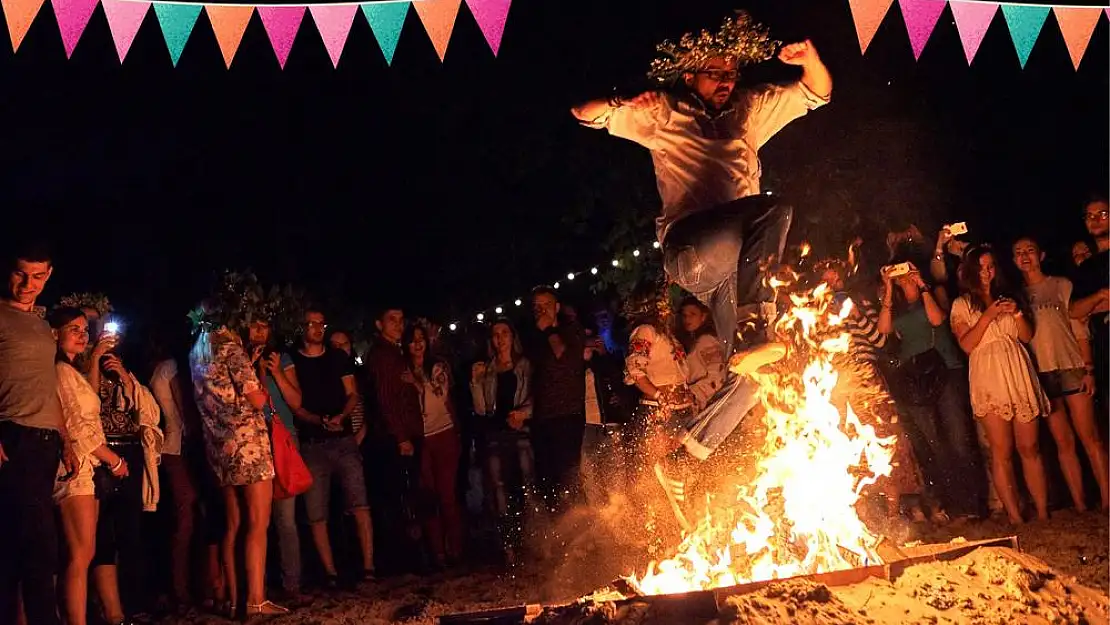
left=257, top=5, right=305, bottom=69
left=309, top=3, right=356, bottom=68
left=1053, top=7, right=1101, bottom=70
left=847, top=0, right=895, bottom=53
left=465, top=0, right=510, bottom=56
left=413, top=0, right=460, bottom=61
left=361, top=1, right=407, bottom=65
left=102, top=0, right=148, bottom=62
left=949, top=1, right=996, bottom=65
left=153, top=2, right=201, bottom=66
left=52, top=0, right=98, bottom=57
left=898, top=0, right=945, bottom=60
left=205, top=4, right=252, bottom=68
left=1001, top=4, right=1049, bottom=68
left=2, top=0, right=46, bottom=51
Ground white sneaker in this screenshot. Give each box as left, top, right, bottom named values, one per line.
left=728, top=342, right=788, bottom=376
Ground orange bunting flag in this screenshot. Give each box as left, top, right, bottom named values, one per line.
left=848, top=0, right=896, bottom=53
left=1053, top=6, right=1102, bottom=70
left=206, top=4, right=254, bottom=68
left=413, top=0, right=461, bottom=61
left=2, top=0, right=46, bottom=51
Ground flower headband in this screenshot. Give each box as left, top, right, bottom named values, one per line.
left=647, top=11, right=780, bottom=83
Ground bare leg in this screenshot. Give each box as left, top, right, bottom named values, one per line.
left=1013, top=418, right=1049, bottom=521
left=1064, top=391, right=1110, bottom=510
left=309, top=523, right=337, bottom=576
left=980, top=415, right=1023, bottom=524
left=91, top=565, right=124, bottom=624
left=352, top=509, right=375, bottom=572
left=242, top=481, right=272, bottom=607
left=221, top=487, right=241, bottom=611
left=1045, top=400, right=1087, bottom=512
left=60, top=496, right=98, bottom=625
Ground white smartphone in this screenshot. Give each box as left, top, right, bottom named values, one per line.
left=946, top=222, right=968, bottom=236
left=883, top=262, right=912, bottom=278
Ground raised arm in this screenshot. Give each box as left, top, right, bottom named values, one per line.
left=779, top=40, right=831, bottom=99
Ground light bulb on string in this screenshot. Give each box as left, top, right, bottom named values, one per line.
left=495, top=306, right=503, bottom=314
left=514, top=298, right=522, bottom=306
left=633, top=249, right=641, bottom=257
left=553, top=281, right=560, bottom=289
left=448, top=323, right=458, bottom=332
left=611, top=259, right=620, bottom=267
left=590, top=267, right=598, bottom=275
left=652, top=241, right=661, bottom=249
left=567, top=272, right=575, bottom=281
left=476, top=313, right=485, bottom=322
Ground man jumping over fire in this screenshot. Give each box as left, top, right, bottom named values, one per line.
left=571, top=11, right=832, bottom=528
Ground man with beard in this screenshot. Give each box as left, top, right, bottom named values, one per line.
left=571, top=11, right=831, bottom=527
left=290, top=309, right=375, bottom=586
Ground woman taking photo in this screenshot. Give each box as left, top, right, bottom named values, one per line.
left=1013, top=236, right=1108, bottom=511
left=50, top=308, right=128, bottom=625
left=190, top=308, right=286, bottom=617
left=470, top=318, right=533, bottom=564
left=951, top=246, right=1051, bottom=523
left=403, top=324, right=463, bottom=568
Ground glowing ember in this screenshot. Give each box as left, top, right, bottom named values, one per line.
left=627, top=284, right=897, bottom=596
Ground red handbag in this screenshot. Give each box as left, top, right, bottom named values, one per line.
left=271, top=414, right=312, bottom=500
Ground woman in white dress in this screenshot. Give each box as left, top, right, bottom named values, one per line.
left=950, top=247, right=1050, bottom=523
left=49, top=307, right=129, bottom=625
left=1014, top=236, right=1108, bottom=511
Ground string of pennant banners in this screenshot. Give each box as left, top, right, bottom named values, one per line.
left=1, top=0, right=511, bottom=66
left=849, top=0, right=1109, bottom=68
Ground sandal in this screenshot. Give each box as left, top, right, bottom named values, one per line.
left=245, top=600, right=290, bottom=616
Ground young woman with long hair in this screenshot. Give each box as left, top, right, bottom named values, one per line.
left=951, top=246, right=1050, bottom=523
left=1013, top=236, right=1108, bottom=511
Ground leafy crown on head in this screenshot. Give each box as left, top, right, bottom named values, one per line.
left=189, top=270, right=304, bottom=342
left=648, top=10, right=779, bottom=83
left=56, top=292, right=113, bottom=317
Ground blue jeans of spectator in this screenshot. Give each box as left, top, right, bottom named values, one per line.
left=270, top=434, right=302, bottom=592
left=301, top=436, right=370, bottom=524
left=663, top=195, right=793, bottom=358
left=899, top=368, right=986, bottom=516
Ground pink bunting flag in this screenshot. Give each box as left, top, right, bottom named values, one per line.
left=949, top=0, right=997, bottom=65
left=52, top=0, right=98, bottom=57
left=413, top=0, right=461, bottom=61
left=465, top=0, right=510, bottom=56
left=101, top=0, right=149, bottom=62
left=309, top=3, right=355, bottom=67
left=848, top=0, right=895, bottom=53
left=1053, top=7, right=1101, bottom=70
left=898, top=0, right=946, bottom=60
left=257, top=5, right=305, bottom=69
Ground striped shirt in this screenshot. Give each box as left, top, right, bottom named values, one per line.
left=843, top=300, right=887, bottom=364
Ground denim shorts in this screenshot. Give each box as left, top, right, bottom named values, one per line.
left=300, top=436, right=369, bottom=523
left=1039, top=368, right=1086, bottom=400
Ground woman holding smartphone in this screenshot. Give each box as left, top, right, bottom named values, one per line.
left=950, top=246, right=1050, bottom=523
left=49, top=307, right=128, bottom=625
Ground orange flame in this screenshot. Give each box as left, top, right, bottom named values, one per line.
left=627, top=284, right=896, bottom=596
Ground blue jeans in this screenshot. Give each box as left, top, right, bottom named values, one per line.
left=271, top=434, right=302, bottom=592
left=679, top=374, right=762, bottom=461
left=899, top=368, right=986, bottom=515
left=663, top=195, right=794, bottom=358
left=301, top=436, right=370, bottom=524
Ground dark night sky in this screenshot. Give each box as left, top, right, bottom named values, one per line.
left=1, top=0, right=1107, bottom=329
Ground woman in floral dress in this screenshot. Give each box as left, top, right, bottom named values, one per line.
left=190, top=323, right=286, bottom=617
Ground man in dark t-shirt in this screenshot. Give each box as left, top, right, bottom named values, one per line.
left=289, top=309, right=375, bottom=585
left=1072, top=195, right=1110, bottom=423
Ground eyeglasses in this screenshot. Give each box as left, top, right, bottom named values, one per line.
left=1085, top=210, right=1109, bottom=222
left=697, top=69, right=739, bottom=82
left=305, top=321, right=327, bottom=329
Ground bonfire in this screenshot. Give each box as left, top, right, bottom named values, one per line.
left=627, top=283, right=898, bottom=596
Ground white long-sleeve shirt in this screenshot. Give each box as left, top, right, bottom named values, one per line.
left=581, top=82, right=829, bottom=242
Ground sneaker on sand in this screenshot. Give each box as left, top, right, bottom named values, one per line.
left=654, top=449, right=694, bottom=532
left=728, top=342, right=787, bottom=376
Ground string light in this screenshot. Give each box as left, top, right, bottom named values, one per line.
left=448, top=244, right=661, bottom=332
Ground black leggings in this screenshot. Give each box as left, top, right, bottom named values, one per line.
left=94, top=442, right=146, bottom=614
